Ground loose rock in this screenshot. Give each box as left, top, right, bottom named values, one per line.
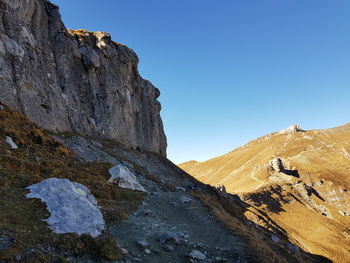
left=136, top=240, right=149, bottom=248
left=164, top=244, right=174, bottom=251
left=121, top=248, right=129, bottom=255
left=6, top=136, right=18, bottom=149
left=180, top=195, right=193, bottom=204
left=188, top=250, right=207, bottom=260
left=271, top=235, right=280, bottom=243
left=159, top=231, right=184, bottom=243
left=176, top=186, right=186, bottom=192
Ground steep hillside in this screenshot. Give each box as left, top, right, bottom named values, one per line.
left=0, top=104, right=331, bottom=262
left=0, top=0, right=166, bottom=155
left=0, top=103, right=145, bottom=262
left=179, top=124, right=350, bottom=262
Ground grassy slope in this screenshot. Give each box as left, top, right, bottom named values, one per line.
left=0, top=104, right=145, bottom=262
left=179, top=124, right=350, bottom=262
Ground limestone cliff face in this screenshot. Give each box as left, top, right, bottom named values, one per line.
left=0, top=0, right=167, bottom=155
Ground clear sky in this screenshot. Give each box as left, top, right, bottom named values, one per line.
left=52, top=0, right=350, bottom=164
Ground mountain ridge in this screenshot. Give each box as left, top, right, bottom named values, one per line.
left=179, top=123, right=350, bottom=262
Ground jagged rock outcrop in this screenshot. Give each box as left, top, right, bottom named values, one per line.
left=279, top=125, right=305, bottom=134
left=268, top=158, right=285, bottom=172
left=0, top=0, right=166, bottom=155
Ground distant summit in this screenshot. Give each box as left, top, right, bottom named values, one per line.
left=278, top=124, right=305, bottom=134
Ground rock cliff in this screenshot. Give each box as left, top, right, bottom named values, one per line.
left=0, top=0, right=167, bottom=155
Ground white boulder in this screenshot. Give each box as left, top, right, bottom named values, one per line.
left=26, top=178, right=105, bottom=238
left=108, top=164, right=146, bottom=192
left=6, top=136, right=18, bottom=149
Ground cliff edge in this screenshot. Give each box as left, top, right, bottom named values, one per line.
left=0, top=0, right=167, bottom=155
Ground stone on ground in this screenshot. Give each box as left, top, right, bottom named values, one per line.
left=6, top=136, right=18, bottom=149
left=26, top=178, right=105, bottom=238
left=108, top=164, right=146, bottom=192
left=188, top=249, right=207, bottom=260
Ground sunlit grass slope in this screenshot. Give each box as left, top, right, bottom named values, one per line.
left=179, top=123, right=350, bottom=262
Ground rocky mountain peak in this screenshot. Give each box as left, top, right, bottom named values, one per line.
left=279, top=124, right=305, bottom=134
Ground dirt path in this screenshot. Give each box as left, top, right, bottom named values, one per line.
left=250, top=169, right=265, bottom=191
left=111, top=183, right=251, bottom=263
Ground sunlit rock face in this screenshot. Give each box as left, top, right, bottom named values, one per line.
left=0, top=0, right=167, bottom=156
left=26, top=178, right=105, bottom=238
left=268, top=158, right=285, bottom=172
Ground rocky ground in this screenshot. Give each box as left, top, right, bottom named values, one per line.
left=57, top=136, right=251, bottom=263
left=112, top=188, right=249, bottom=263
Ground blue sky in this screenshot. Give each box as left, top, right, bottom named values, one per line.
left=52, top=0, right=350, bottom=164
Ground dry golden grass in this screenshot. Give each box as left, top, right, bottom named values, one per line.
left=191, top=186, right=332, bottom=263
left=180, top=124, right=350, bottom=262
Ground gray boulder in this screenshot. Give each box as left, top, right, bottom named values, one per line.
left=180, top=195, right=193, bottom=204
left=188, top=250, right=207, bottom=260
left=271, top=235, right=280, bottom=243
left=159, top=231, right=185, bottom=243
left=26, top=178, right=105, bottom=238
left=136, top=240, right=149, bottom=248
left=108, top=165, right=146, bottom=192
